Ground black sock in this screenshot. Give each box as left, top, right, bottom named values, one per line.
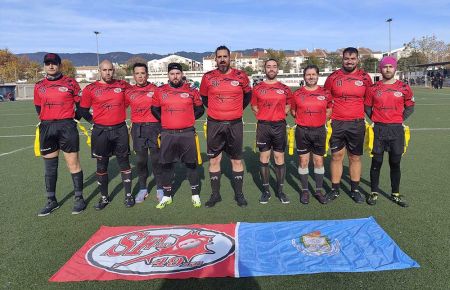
left=332, top=183, right=340, bottom=190
left=350, top=180, right=359, bottom=191
left=274, top=163, right=286, bottom=194
left=97, top=173, right=108, bottom=197
left=210, top=171, right=221, bottom=196
left=71, top=170, right=83, bottom=197
left=299, top=167, right=309, bottom=191
left=121, top=170, right=132, bottom=196
left=150, top=148, right=163, bottom=190
left=136, top=150, right=149, bottom=190
left=232, top=171, right=244, bottom=196
left=259, top=162, right=270, bottom=192
left=314, top=167, right=324, bottom=190
left=389, top=154, right=402, bottom=193
left=370, top=154, right=383, bottom=192
left=186, top=163, right=200, bottom=196
left=44, top=157, right=58, bottom=199
left=161, top=163, right=174, bottom=197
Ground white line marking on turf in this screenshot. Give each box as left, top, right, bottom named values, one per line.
left=0, top=134, right=36, bottom=137
left=410, top=128, right=450, bottom=131
left=416, top=103, right=450, bottom=106
left=0, top=145, right=33, bottom=157
left=0, top=125, right=36, bottom=129
left=0, top=113, right=36, bottom=116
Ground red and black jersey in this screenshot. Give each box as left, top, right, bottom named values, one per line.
left=80, top=80, right=131, bottom=126
left=200, top=68, right=251, bottom=120
left=34, top=76, right=81, bottom=120
left=125, top=83, right=159, bottom=123
left=291, top=86, right=332, bottom=127
left=153, top=83, right=202, bottom=130
left=324, top=69, right=373, bottom=121
left=251, top=81, right=292, bottom=122
left=365, top=80, right=415, bottom=124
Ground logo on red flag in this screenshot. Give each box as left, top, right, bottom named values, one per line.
left=86, top=227, right=235, bottom=275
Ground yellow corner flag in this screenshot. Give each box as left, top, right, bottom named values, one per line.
left=34, top=123, right=41, bottom=157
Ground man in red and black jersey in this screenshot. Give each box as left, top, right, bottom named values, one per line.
left=33, top=53, right=87, bottom=216
left=251, top=59, right=292, bottom=204
left=200, top=45, right=252, bottom=208
left=79, top=59, right=135, bottom=210
left=364, top=56, right=415, bottom=207
left=125, top=63, right=163, bottom=203
left=291, top=65, right=331, bottom=205
left=151, top=63, right=205, bottom=209
left=324, top=47, right=373, bottom=203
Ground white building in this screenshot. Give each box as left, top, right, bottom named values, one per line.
left=147, top=54, right=202, bottom=72
left=383, top=47, right=412, bottom=60
left=75, top=66, right=98, bottom=82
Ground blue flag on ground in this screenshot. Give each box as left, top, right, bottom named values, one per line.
left=237, top=217, right=419, bottom=277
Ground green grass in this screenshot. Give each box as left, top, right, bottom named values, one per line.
left=1, top=87, right=450, bottom=289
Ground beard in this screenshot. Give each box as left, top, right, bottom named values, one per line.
left=169, top=79, right=183, bottom=88
left=383, top=72, right=395, bottom=81
left=343, top=65, right=357, bottom=73
left=266, top=71, right=277, bottom=80
left=218, top=62, right=230, bottom=73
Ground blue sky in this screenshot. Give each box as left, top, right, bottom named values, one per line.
left=1, top=0, right=449, bottom=54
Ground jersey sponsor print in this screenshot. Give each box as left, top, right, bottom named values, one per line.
left=80, top=80, right=131, bottom=126
left=34, top=76, right=81, bottom=120
left=365, top=80, right=415, bottom=124
left=251, top=81, right=292, bottom=122
left=125, top=83, right=159, bottom=123
left=153, top=83, right=203, bottom=130
left=324, top=69, right=373, bottom=121
left=291, top=86, right=332, bottom=127
left=200, top=68, right=251, bottom=120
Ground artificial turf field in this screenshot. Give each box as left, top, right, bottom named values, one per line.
left=1, top=87, right=449, bottom=289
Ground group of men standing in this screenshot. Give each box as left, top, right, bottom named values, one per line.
left=33, top=46, right=415, bottom=216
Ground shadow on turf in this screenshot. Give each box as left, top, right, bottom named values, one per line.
left=159, top=276, right=261, bottom=290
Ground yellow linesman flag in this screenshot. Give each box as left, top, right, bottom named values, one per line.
left=74, top=120, right=91, bottom=147
left=364, top=121, right=374, bottom=157
left=324, top=120, right=332, bottom=157
left=194, top=133, right=202, bottom=165
left=203, top=121, right=207, bottom=139
left=403, top=124, right=410, bottom=155
left=34, top=123, right=41, bottom=157
left=157, top=134, right=161, bottom=148
left=288, top=125, right=295, bottom=156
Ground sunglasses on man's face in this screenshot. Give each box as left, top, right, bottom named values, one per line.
left=44, top=62, right=59, bottom=66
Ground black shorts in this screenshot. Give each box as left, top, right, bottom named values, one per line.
left=159, top=127, right=197, bottom=164
left=330, top=119, right=365, bottom=155
left=256, top=120, right=286, bottom=153
left=295, top=125, right=326, bottom=156
left=131, top=122, right=161, bottom=151
left=91, top=122, right=130, bottom=158
left=372, top=123, right=404, bottom=155
left=206, top=117, right=243, bottom=160
left=39, top=119, right=79, bottom=155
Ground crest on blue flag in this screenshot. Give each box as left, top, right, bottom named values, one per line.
left=291, top=231, right=340, bottom=256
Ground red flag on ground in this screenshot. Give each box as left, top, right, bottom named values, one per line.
left=50, top=224, right=236, bottom=282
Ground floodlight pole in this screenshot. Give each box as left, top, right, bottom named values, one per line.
left=94, top=31, right=100, bottom=78
left=386, top=18, right=392, bottom=55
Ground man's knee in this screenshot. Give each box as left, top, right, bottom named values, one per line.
left=332, top=149, right=345, bottom=161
